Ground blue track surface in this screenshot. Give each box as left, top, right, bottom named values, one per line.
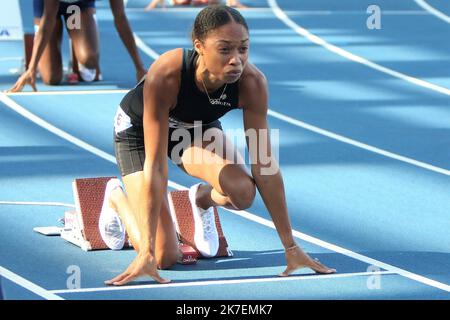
left=0, top=0, right=449, bottom=300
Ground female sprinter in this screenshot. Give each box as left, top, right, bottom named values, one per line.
left=8, top=0, right=146, bottom=92
left=102, top=5, right=336, bottom=285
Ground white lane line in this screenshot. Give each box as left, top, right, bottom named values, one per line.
left=134, top=34, right=160, bottom=60
left=267, top=0, right=450, bottom=96
left=216, top=258, right=252, bottom=263
left=0, top=266, right=64, bottom=300
left=414, top=0, right=450, bottom=23
left=225, top=207, right=450, bottom=293
left=5, top=89, right=127, bottom=96
left=1, top=92, right=449, bottom=293
left=377, top=10, right=429, bottom=15
left=50, top=271, right=395, bottom=294
left=0, top=93, right=119, bottom=165
left=0, top=57, right=22, bottom=62
left=268, top=109, right=450, bottom=177
left=0, top=92, right=186, bottom=192
left=0, top=201, right=75, bottom=208
left=133, top=33, right=450, bottom=177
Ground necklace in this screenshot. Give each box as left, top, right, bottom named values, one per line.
left=201, top=77, right=228, bottom=106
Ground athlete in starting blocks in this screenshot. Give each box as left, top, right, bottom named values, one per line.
left=100, top=5, right=335, bottom=286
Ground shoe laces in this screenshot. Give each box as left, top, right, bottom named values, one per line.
left=200, top=208, right=216, bottom=236
left=104, top=217, right=123, bottom=237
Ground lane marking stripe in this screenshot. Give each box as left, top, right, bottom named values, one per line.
left=0, top=201, right=75, bottom=208
left=0, top=266, right=64, bottom=300
left=268, top=109, right=450, bottom=176
left=267, top=0, right=450, bottom=96
left=414, top=0, right=450, bottom=23
left=50, top=271, right=395, bottom=294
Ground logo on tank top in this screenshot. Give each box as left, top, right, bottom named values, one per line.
left=209, top=94, right=231, bottom=107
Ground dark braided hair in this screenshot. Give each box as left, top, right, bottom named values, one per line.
left=191, top=5, right=249, bottom=43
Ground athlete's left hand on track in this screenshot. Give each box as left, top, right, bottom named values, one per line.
left=7, top=70, right=37, bottom=93
left=279, top=246, right=337, bottom=277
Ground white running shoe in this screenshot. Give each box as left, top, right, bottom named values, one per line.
left=188, top=183, right=219, bottom=258
left=99, top=178, right=126, bottom=250
left=78, top=63, right=97, bottom=82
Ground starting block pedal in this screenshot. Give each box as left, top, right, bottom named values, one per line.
left=61, top=177, right=130, bottom=251
left=168, top=190, right=233, bottom=258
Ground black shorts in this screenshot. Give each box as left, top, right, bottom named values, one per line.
left=114, top=111, right=223, bottom=177
left=33, top=0, right=96, bottom=20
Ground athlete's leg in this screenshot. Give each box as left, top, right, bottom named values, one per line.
left=108, top=171, right=179, bottom=269
left=66, top=7, right=101, bottom=81
left=178, top=127, right=256, bottom=211
left=34, top=17, right=64, bottom=85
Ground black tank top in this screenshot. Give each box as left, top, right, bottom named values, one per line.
left=119, top=49, right=240, bottom=127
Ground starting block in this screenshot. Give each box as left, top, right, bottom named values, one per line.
left=59, top=177, right=231, bottom=263
left=61, top=176, right=131, bottom=251
left=168, top=190, right=233, bottom=258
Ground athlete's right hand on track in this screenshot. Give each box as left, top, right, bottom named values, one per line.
left=105, top=252, right=170, bottom=286
left=7, top=69, right=38, bottom=93
left=279, top=246, right=336, bottom=277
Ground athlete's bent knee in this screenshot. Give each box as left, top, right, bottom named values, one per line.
left=228, top=178, right=256, bottom=210
left=76, top=50, right=99, bottom=68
